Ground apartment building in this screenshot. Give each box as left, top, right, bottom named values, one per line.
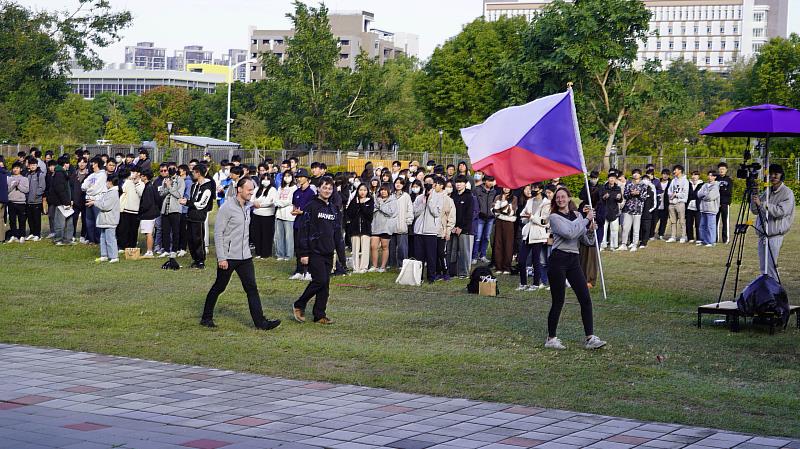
left=124, top=42, right=166, bottom=70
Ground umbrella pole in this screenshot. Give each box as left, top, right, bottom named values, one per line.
left=762, top=137, right=770, bottom=276
left=583, top=172, right=608, bottom=301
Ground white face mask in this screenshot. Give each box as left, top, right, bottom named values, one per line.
left=353, top=179, right=361, bottom=188
left=115, top=156, right=123, bottom=163
left=223, top=168, right=230, bottom=176
left=474, top=174, right=482, bottom=180
left=409, top=166, right=417, bottom=173
left=261, top=179, right=270, bottom=187
left=284, top=176, right=292, bottom=183
left=411, top=187, right=421, bottom=194
left=445, top=187, right=453, bottom=195
left=348, top=178, right=355, bottom=184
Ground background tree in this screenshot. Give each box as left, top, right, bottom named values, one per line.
left=749, top=34, right=800, bottom=107
left=103, top=106, right=140, bottom=144
left=132, top=87, right=191, bottom=144
left=0, top=0, right=131, bottom=134
left=54, top=93, right=103, bottom=144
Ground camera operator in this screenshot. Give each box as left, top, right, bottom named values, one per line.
left=750, top=164, right=795, bottom=280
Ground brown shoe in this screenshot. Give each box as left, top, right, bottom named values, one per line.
left=587, top=282, right=593, bottom=289
left=292, top=307, right=305, bottom=323
left=315, top=317, right=334, bottom=325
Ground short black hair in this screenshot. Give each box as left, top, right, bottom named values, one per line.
left=319, top=176, right=335, bottom=188
left=231, top=154, right=241, bottom=162
left=769, top=163, right=785, bottom=180
left=661, top=168, right=671, bottom=175
left=673, top=164, right=684, bottom=172
left=483, top=175, right=495, bottom=182
left=632, top=168, right=641, bottom=175
left=454, top=175, right=468, bottom=184
left=392, top=160, right=401, bottom=167
left=310, top=162, right=320, bottom=169
left=717, top=162, right=728, bottom=168
left=138, top=148, right=149, bottom=156
left=319, top=162, right=327, bottom=170
left=230, top=166, right=244, bottom=177
left=707, top=170, right=718, bottom=177
left=433, top=176, right=446, bottom=186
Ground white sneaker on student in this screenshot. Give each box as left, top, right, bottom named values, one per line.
left=629, top=246, right=637, bottom=252
left=696, top=241, right=704, bottom=246
left=665, top=238, right=676, bottom=243
left=159, top=251, right=169, bottom=258
left=25, top=234, right=34, bottom=241
left=6, top=237, right=17, bottom=243
left=679, top=238, right=687, bottom=243
left=95, top=257, right=108, bottom=262
left=177, top=250, right=187, bottom=257
left=544, top=337, right=566, bottom=350
left=584, top=335, right=607, bottom=349
left=46, top=233, right=55, bottom=239
left=705, top=243, right=715, bottom=247
left=142, top=251, right=154, bottom=259
left=688, top=239, right=695, bottom=243
left=480, top=257, right=490, bottom=263
left=289, top=273, right=303, bottom=280
left=526, top=284, right=539, bottom=291
left=109, top=258, right=119, bottom=263
left=368, top=267, right=378, bottom=273
left=79, top=237, right=88, bottom=244
left=471, top=259, right=478, bottom=265
left=377, top=268, right=386, bottom=273
left=618, top=244, right=627, bottom=251
left=31, top=236, right=41, bottom=242
left=516, top=284, right=528, bottom=291
left=303, top=272, right=313, bottom=281
left=17, top=237, right=25, bottom=244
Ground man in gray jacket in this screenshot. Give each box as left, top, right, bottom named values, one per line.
left=696, top=171, right=720, bottom=247
left=751, top=164, right=795, bottom=281
left=201, top=177, right=281, bottom=330
left=666, top=165, right=689, bottom=243
left=25, top=157, right=47, bottom=241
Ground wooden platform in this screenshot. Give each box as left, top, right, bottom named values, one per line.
left=697, top=301, right=800, bottom=334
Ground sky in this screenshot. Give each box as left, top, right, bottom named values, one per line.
left=18, top=0, right=800, bottom=64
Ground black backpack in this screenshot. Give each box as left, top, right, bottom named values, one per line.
left=467, top=266, right=499, bottom=295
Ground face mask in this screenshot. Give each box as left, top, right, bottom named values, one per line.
left=115, top=156, right=123, bottom=163
left=284, top=176, right=292, bottom=183
left=409, top=166, right=417, bottom=173
left=445, top=187, right=453, bottom=194
left=353, top=179, right=361, bottom=188
left=223, top=168, right=230, bottom=176
left=474, top=174, right=482, bottom=180
left=411, top=187, right=421, bottom=194
left=348, top=178, right=355, bottom=184
left=399, top=175, right=405, bottom=180
left=261, top=179, right=270, bottom=187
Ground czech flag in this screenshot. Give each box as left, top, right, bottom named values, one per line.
left=461, top=89, right=586, bottom=189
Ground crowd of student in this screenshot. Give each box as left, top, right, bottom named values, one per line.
left=2, top=148, right=795, bottom=349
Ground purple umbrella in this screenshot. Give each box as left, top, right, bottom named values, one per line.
left=700, top=104, right=800, bottom=137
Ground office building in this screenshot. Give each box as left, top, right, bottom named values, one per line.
left=68, top=64, right=225, bottom=99
left=482, top=0, right=790, bottom=72
left=248, top=10, right=419, bottom=81
left=124, top=42, right=166, bottom=70
left=168, top=45, right=214, bottom=71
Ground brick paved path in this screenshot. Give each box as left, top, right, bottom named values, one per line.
left=1, top=344, right=797, bottom=449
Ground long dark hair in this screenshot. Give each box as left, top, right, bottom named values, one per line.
left=550, top=187, right=578, bottom=215
left=255, top=173, right=274, bottom=198
left=280, top=169, right=295, bottom=188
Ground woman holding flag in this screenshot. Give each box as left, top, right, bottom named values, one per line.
left=544, top=188, right=606, bottom=350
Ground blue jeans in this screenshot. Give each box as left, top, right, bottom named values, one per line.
left=472, top=217, right=495, bottom=259
left=699, top=212, right=717, bottom=245
left=540, top=244, right=551, bottom=285
left=100, top=227, right=118, bottom=258
left=389, top=233, right=409, bottom=268
left=519, top=241, right=544, bottom=286
left=275, top=218, right=294, bottom=259
left=85, top=205, right=100, bottom=243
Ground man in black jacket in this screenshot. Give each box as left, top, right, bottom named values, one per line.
left=472, top=175, right=496, bottom=262
left=293, top=177, right=342, bottom=325
left=182, top=164, right=214, bottom=269
left=716, top=162, right=733, bottom=244
left=50, top=156, right=74, bottom=245
left=138, top=170, right=160, bottom=258
left=449, top=175, right=474, bottom=278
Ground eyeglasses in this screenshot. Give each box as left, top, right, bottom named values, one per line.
left=160, top=169, right=168, bottom=173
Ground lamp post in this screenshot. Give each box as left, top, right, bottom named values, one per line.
left=438, top=129, right=443, bottom=165
left=166, top=121, right=173, bottom=148
left=227, top=58, right=257, bottom=142
left=683, top=137, right=689, bottom=172
left=610, top=145, right=617, bottom=170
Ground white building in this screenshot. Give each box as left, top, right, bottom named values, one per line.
left=482, top=0, right=790, bottom=72
left=68, top=65, right=225, bottom=99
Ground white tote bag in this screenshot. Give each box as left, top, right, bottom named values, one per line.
left=395, top=258, right=423, bottom=286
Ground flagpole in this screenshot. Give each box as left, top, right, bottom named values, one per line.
left=567, top=83, right=607, bottom=300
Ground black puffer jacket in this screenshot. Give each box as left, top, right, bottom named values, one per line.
left=345, top=196, right=374, bottom=236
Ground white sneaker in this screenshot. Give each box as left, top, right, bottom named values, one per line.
left=159, top=252, right=169, bottom=258
left=665, top=238, right=676, bottom=243
left=688, top=239, right=695, bottom=243
left=17, top=238, right=25, bottom=244
left=303, top=272, right=312, bottom=281
left=526, top=284, right=539, bottom=291
left=565, top=280, right=571, bottom=288
left=31, top=236, right=41, bottom=242
left=481, top=257, right=490, bottom=263
left=55, top=242, right=65, bottom=246
left=79, top=237, right=88, bottom=244
left=545, top=337, right=566, bottom=350
left=289, top=273, right=303, bottom=280
left=599, top=246, right=605, bottom=252
left=584, top=335, right=607, bottom=350
left=638, top=244, right=646, bottom=249
left=516, top=284, right=528, bottom=291
left=368, top=267, right=378, bottom=273
left=46, top=233, right=55, bottom=239
left=109, top=258, right=119, bottom=264
left=679, top=238, right=687, bottom=244
left=618, top=244, right=627, bottom=251
left=629, top=246, right=637, bottom=252
left=471, top=259, right=477, bottom=265
left=6, top=237, right=17, bottom=243
left=377, top=268, right=386, bottom=273
left=25, top=234, right=34, bottom=241
left=705, top=243, right=714, bottom=247
left=95, top=257, right=108, bottom=262
left=177, top=250, right=187, bottom=258
left=118, top=249, right=125, bottom=254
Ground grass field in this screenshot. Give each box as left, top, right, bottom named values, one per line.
left=0, top=208, right=798, bottom=438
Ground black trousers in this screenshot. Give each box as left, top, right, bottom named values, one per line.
left=547, top=250, right=594, bottom=338
left=179, top=213, right=188, bottom=250
left=685, top=209, right=700, bottom=241
left=639, top=212, right=652, bottom=247
left=436, top=237, right=449, bottom=276
left=188, top=220, right=206, bottom=263
left=717, top=204, right=730, bottom=243
left=414, top=234, right=438, bottom=282
left=73, top=207, right=86, bottom=239
left=293, top=230, right=307, bottom=275
left=161, top=212, right=181, bottom=254
left=251, top=214, right=276, bottom=258
left=8, top=203, right=27, bottom=238
left=655, top=208, right=669, bottom=238
left=117, top=212, right=139, bottom=249
left=26, top=203, right=42, bottom=237
left=202, top=258, right=267, bottom=326
left=294, top=254, right=332, bottom=321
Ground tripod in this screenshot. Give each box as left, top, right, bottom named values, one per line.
left=716, top=176, right=781, bottom=306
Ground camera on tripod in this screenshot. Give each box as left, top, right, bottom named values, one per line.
left=735, top=148, right=761, bottom=188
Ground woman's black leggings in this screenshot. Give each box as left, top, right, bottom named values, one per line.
left=161, top=212, right=182, bottom=254
left=547, top=249, right=594, bottom=338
